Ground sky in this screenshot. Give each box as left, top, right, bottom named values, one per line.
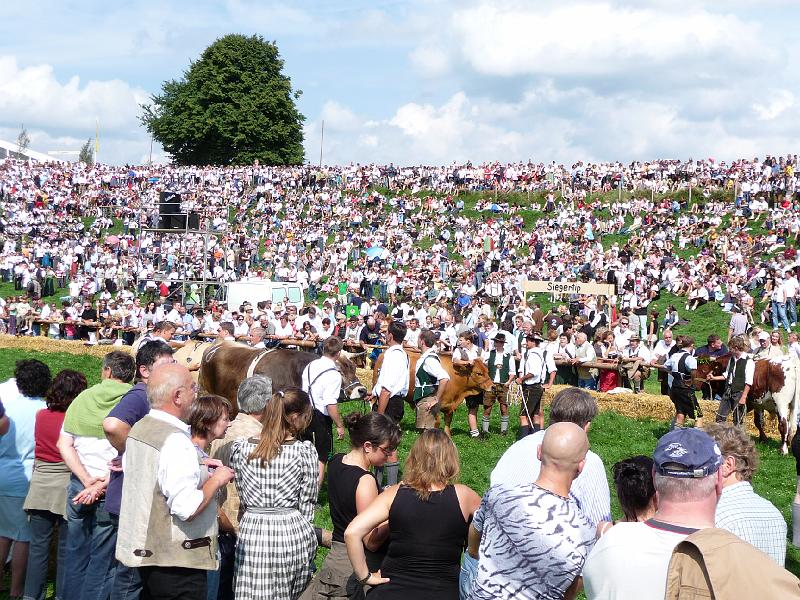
left=0, top=0, right=798, bottom=166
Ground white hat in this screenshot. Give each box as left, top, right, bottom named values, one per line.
left=758, top=331, right=770, bottom=341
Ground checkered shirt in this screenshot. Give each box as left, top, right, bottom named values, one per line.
left=715, top=481, right=787, bottom=566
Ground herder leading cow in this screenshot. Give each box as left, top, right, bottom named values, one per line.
left=198, top=341, right=367, bottom=413
left=373, top=349, right=494, bottom=435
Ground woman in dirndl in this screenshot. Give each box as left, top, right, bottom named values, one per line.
left=228, top=388, right=319, bottom=600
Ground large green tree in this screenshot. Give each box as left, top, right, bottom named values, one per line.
left=141, top=34, right=304, bottom=165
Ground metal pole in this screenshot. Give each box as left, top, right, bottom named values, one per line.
left=148, top=136, right=154, bottom=166
left=319, top=120, right=324, bottom=168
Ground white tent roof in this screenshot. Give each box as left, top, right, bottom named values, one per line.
left=0, top=139, right=56, bottom=163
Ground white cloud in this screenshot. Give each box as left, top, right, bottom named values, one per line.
left=409, top=45, right=451, bottom=78
left=448, top=2, right=766, bottom=78
left=753, top=90, right=796, bottom=120
left=0, top=56, right=148, bottom=134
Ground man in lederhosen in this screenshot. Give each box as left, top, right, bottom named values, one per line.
left=302, top=336, right=346, bottom=487
left=371, top=319, right=409, bottom=486
left=515, top=331, right=556, bottom=438
left=664, top=335, right=703, bottom=429
left=708, top=335, right=754, bottom=427
left=413, top=329, right=450, bottom=431
left=453, top=330, right=484, bottom=439
left=481, top=333, right=516, bottom=436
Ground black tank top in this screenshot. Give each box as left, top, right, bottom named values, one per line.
left=367, top=484, right=467, bottom=598
left=328, top=453, right=374, bottom=543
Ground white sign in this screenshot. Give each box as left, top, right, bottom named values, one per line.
left=523, top=280, right=615, bottom=296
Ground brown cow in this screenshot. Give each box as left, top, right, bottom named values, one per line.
left=373, top=349, right=494, bottom=435
left=199, top=341, right=367, bottom=413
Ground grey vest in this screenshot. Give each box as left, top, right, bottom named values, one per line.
left=116, top=415, right=218, bottom=570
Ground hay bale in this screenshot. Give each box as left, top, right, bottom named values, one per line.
left=356, top=367, right=373, bottom=392
left=541, top=385, right=780, bottom=440
left=0, top=334, right=132, bottom=359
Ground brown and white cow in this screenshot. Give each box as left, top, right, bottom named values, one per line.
left=748, top=357, right=799, bottom=454
left=197, top=341, right=367, bottom=413
left=372, top=349, right=494, bottom=435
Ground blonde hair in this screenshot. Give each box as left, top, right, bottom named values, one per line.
left=403, top=429, right=460, bottom=501
left=248, top=388, right=312, bottom=466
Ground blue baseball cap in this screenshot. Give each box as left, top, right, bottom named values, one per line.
left=653, top=429, right=722, bottom=479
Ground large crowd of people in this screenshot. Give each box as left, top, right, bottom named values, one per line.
left=1, top=154, right=800, bottom=345
left=2, top=153, right=800, bottom=598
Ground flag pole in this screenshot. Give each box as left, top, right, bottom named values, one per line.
left=95, top=118, right=100, bottom=165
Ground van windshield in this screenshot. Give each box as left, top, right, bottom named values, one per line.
left=287, top=287, right=302, bottom=304
left=271, top=288, right=287, bottom=303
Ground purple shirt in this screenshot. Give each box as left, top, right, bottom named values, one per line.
left=105, top=382, right=149, bottom=516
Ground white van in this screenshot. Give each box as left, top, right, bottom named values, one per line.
left=225, top=280, right=304, bottom=312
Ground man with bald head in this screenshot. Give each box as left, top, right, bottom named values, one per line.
left=116, top=364, right=235, bottom=599
left=467, top=422, right=596, bottom=599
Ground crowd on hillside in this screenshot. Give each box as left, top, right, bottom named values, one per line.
left=1, top=154, right=800, bottom=345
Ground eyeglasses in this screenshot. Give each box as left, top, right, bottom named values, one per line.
left=375, top=445, right=395, bottom=456
left=621, top=321, right=629, bottom=325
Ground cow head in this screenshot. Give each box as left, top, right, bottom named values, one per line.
left=336, top=353, right=368, bottom=400
left=453, top=358, right=494, bottom=394
left=767, top=360, right=787, bottom=394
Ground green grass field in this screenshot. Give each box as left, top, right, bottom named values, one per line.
left=0, top=347, right=798, bottom=600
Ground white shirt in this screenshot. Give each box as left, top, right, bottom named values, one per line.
left=652, top=339, right=676, bottom=360
left=122, top=409, right=204, bottom=522
left=583, top=521, right=693, bottom=600
left=520, top=346, right=556, bottom=385
left=302, top=356, right=341, bottom=415
left=60, top=429, right=117, bottom=479
left=372, top=345, right=409, bottom=398
left=404, top=327, right=421, bottom=348
left=415, top=348, right=450, bottom=390
left=490, top=430, right=611, bottom=526
left=624, top=344, right=652, bottom=362
left=716, top=481, right=787, bottom=566
left=482, top=348, right=517, bottom=383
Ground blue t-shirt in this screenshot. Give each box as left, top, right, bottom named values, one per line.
left=104, top=382, right=149, bottom=515
left=0, top=389, right=46, bottom=497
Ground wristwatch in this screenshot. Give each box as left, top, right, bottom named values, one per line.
left=357, top=572, right=371, bottom=585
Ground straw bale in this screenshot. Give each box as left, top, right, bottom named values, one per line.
left=0, top=334, right=132, bottom=359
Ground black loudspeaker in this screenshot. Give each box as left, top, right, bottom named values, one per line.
left=159, top=192, right=181, bottom=229
left=160, top=212, right=200, bottom=230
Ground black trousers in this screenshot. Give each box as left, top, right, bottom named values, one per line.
left=373, top=395, right=405, bottom=427
left=139, top=566, right=206, bottom=600
left=716, top=389, right=746, bottom=425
